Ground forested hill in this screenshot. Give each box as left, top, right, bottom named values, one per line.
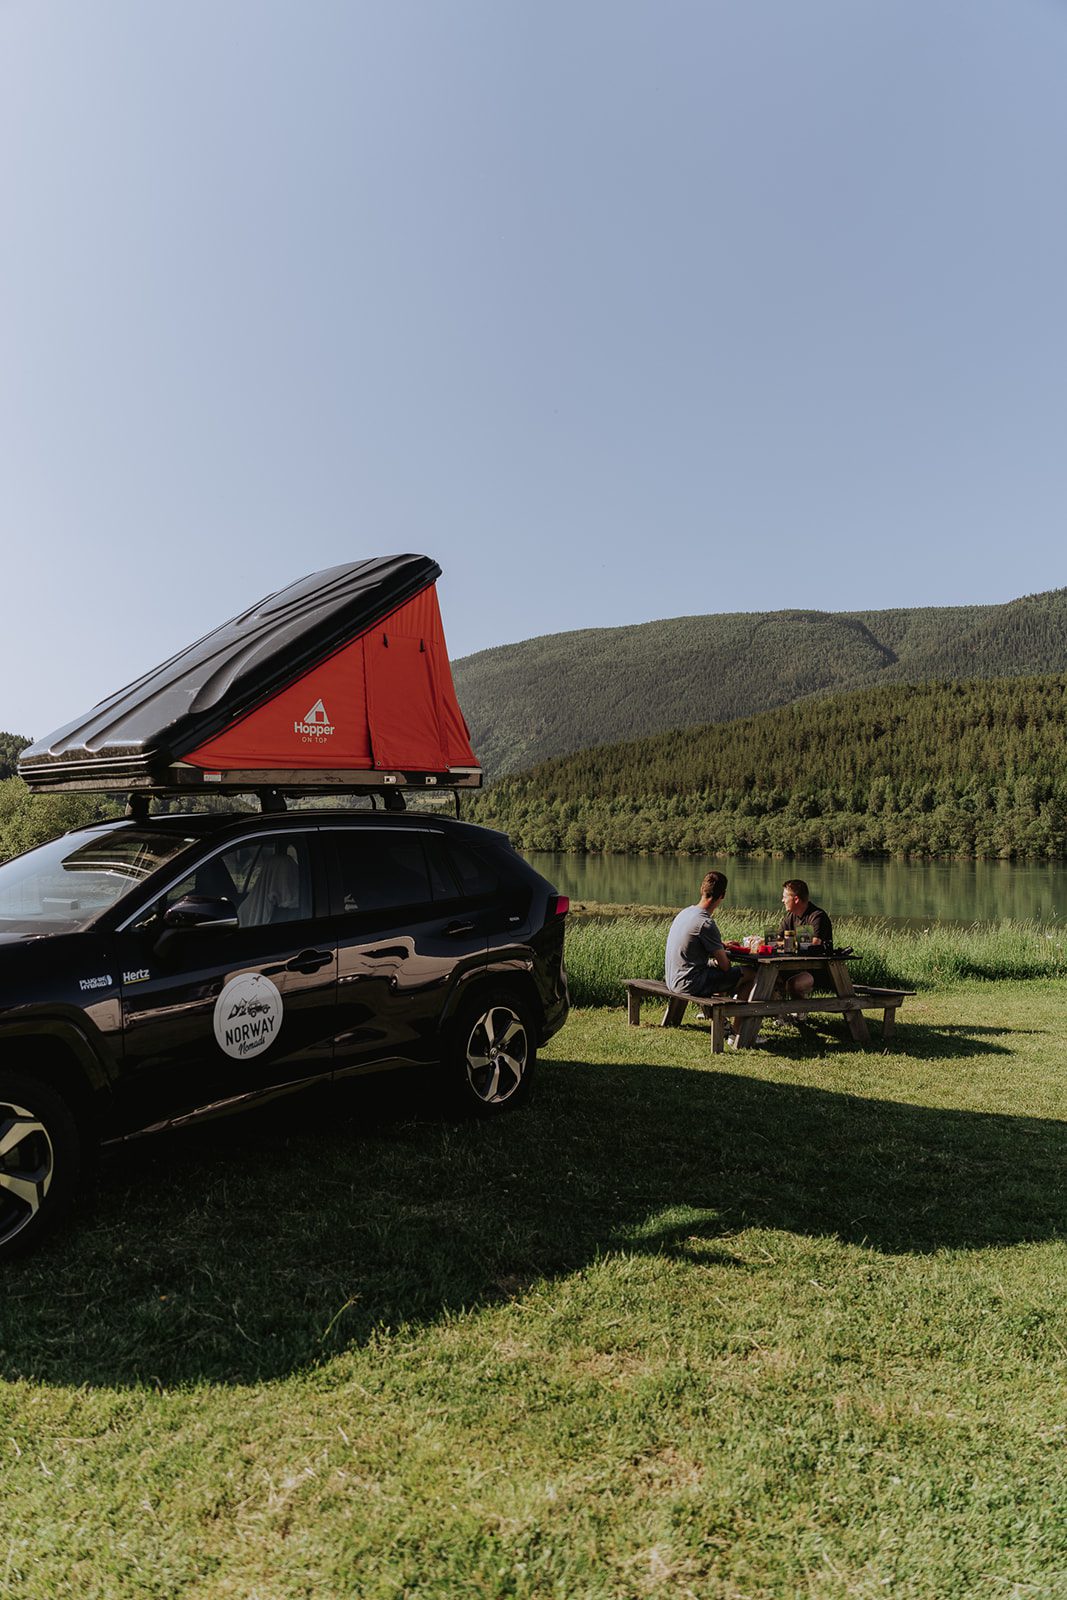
left=453, top=587, right=1067, bottom=779
left=465, top=674, right=1067, bottom=860
left=0, top=733, right=30, bottom=780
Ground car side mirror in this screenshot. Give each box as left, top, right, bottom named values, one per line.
left=154, top=895, right=240, bottom=959
left=163, top=894, right=240, bottom=932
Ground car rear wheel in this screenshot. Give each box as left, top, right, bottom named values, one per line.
left=0, top=1073, right=82, bottom=1259
left=448, top=990, right=536, bottom=1117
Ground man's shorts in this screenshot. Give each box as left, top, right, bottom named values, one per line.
left=686, top=962, right=743, bottom=997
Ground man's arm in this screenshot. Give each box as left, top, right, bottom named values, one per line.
left=699, top=919, right=732, bottom=971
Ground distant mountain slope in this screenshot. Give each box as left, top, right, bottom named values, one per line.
left=878, top=587, right=1067, bottom=685
left=452, top=589, right=1067, bottom=779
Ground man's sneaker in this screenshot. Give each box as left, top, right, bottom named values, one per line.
left=727, top=1032, right=766, bottom=1050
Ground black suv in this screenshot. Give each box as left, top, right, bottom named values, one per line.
left=0, top=810, right=569, bottom=1257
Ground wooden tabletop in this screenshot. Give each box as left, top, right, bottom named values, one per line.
left=729, top=949, right=848, bottom=967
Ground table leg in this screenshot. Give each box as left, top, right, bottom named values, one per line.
left=828, top=959, right=870, bottom=1045
left=736, top=963, right=777, bottom=1047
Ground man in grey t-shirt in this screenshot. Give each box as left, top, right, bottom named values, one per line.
left=665, top=869, right=746, bottom=997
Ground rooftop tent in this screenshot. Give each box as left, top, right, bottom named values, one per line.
left=18, top=555, right=481, bottom=794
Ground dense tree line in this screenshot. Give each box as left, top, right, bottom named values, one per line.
left=0, top=732, right=30, bottom=781
left=466, top=674, right=1067, bottom=860
left=453, top=587, right=1067, bottom=779
left=3, top=669, right=1067, bottom=864
left=0, top=778, right=117, bottom=859
left=0, top=736, right=117, bottom=859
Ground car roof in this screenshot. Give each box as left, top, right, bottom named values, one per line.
left=74, top=809, right=504, bottom=844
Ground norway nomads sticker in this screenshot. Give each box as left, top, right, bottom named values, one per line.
left=213, top=973, right=284, bottom=1060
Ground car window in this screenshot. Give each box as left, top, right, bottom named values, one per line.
left=0, top=827, right=197, bottom=934
left=444, top=840, right=499, bottom=898
left=332, top=832, right=433, bottom=913
left=163, top=836, right=314, bottom=928
left=422, top=835, right=461, bottom=900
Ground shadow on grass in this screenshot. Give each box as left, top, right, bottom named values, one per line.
left=2, top=1051, right=1063, bottom=1387
left=668, top=1017, right=1012, bottom=1058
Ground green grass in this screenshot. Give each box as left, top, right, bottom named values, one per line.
left=565, top=910, right=1067, bottom=1006
left=1, top=979, right=1065, bottom=1598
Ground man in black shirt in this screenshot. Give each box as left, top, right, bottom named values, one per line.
left=777, top=879, right=833, bottom=1002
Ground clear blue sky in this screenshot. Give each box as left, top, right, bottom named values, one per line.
left=2, top=0, right=1065, bottom=740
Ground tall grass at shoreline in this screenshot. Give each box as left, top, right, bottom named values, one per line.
left=565, top=909, right=1067, bottom=1008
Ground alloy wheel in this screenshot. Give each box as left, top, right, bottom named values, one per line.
left=0, top=1100, right=55, bottom=1249
left=463, top=1004, right=529, bottom=1106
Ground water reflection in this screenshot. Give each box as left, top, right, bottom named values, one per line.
left=528, top=853, right=1066, bottom=927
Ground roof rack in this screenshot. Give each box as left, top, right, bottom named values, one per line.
left=121, top=784, right=465, bottom=821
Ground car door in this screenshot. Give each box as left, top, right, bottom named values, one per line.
left=110, top=828, right=337, bottom=1134
left=433, top=833, right=532, bottom=944
left=321, top=825, right=488, bottom=1078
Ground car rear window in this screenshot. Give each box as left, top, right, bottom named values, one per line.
left=443, top=840, right=499, bottom=898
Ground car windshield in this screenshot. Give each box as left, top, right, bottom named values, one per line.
left=0, top=826, right=197, bottom=935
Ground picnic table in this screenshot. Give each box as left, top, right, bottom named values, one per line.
left=624, top=949, right=913, bottom=1051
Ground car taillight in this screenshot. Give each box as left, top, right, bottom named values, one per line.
left=550, top=895, right=570, bottom=918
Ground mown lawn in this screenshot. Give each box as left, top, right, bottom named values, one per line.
left=1, top=984, right=1065, bottom=1598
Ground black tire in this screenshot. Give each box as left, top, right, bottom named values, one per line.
left=0, top=1072, right=82, bottom=1260
left=445, top=989, right=537, bottom=1118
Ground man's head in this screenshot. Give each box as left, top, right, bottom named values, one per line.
left=782, top=879, right=809, bottom=916
left=700, top=870, right=728, bottom=908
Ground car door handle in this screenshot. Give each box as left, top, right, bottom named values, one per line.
left=443, top=920, right=476, bottom=937
left=286, top=948, right=334, bottom=973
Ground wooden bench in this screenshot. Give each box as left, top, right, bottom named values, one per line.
left=623, top=977, right=914, bottom=1051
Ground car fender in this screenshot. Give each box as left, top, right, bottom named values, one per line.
left=0, top=1014, right=114, bottom=1099
left=437, top=950, right=540, bottom=1031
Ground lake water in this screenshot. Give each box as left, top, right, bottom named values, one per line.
left=526, top=852, right=1067, bottom=927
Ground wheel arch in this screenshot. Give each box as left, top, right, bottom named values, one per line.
left=439, top=963, right=543, bottom=1037
left=0, top=1022, right=107, bottom=1133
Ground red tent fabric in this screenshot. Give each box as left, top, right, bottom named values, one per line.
left=185, top=585, right=476, bottom=774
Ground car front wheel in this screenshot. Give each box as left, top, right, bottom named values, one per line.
left=448, top=991, right=536, bottom=1117
left=0, top=1073, right=82, bottom=1259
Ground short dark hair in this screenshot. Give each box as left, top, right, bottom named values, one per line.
left=701, top=870, right=728, bottom=902
left=783, top=879, right=809, bottom=900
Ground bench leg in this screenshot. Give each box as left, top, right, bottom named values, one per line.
left=711, top=1010, right=726, bottom=1054
left=626, top=989, right=642, bottom=1026
left=881, top=1005, right=897, bottom=1042
left=661, top=997, right=687, bottom=1028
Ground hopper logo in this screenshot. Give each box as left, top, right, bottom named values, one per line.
left=294, top=696, right=335, bottom=742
